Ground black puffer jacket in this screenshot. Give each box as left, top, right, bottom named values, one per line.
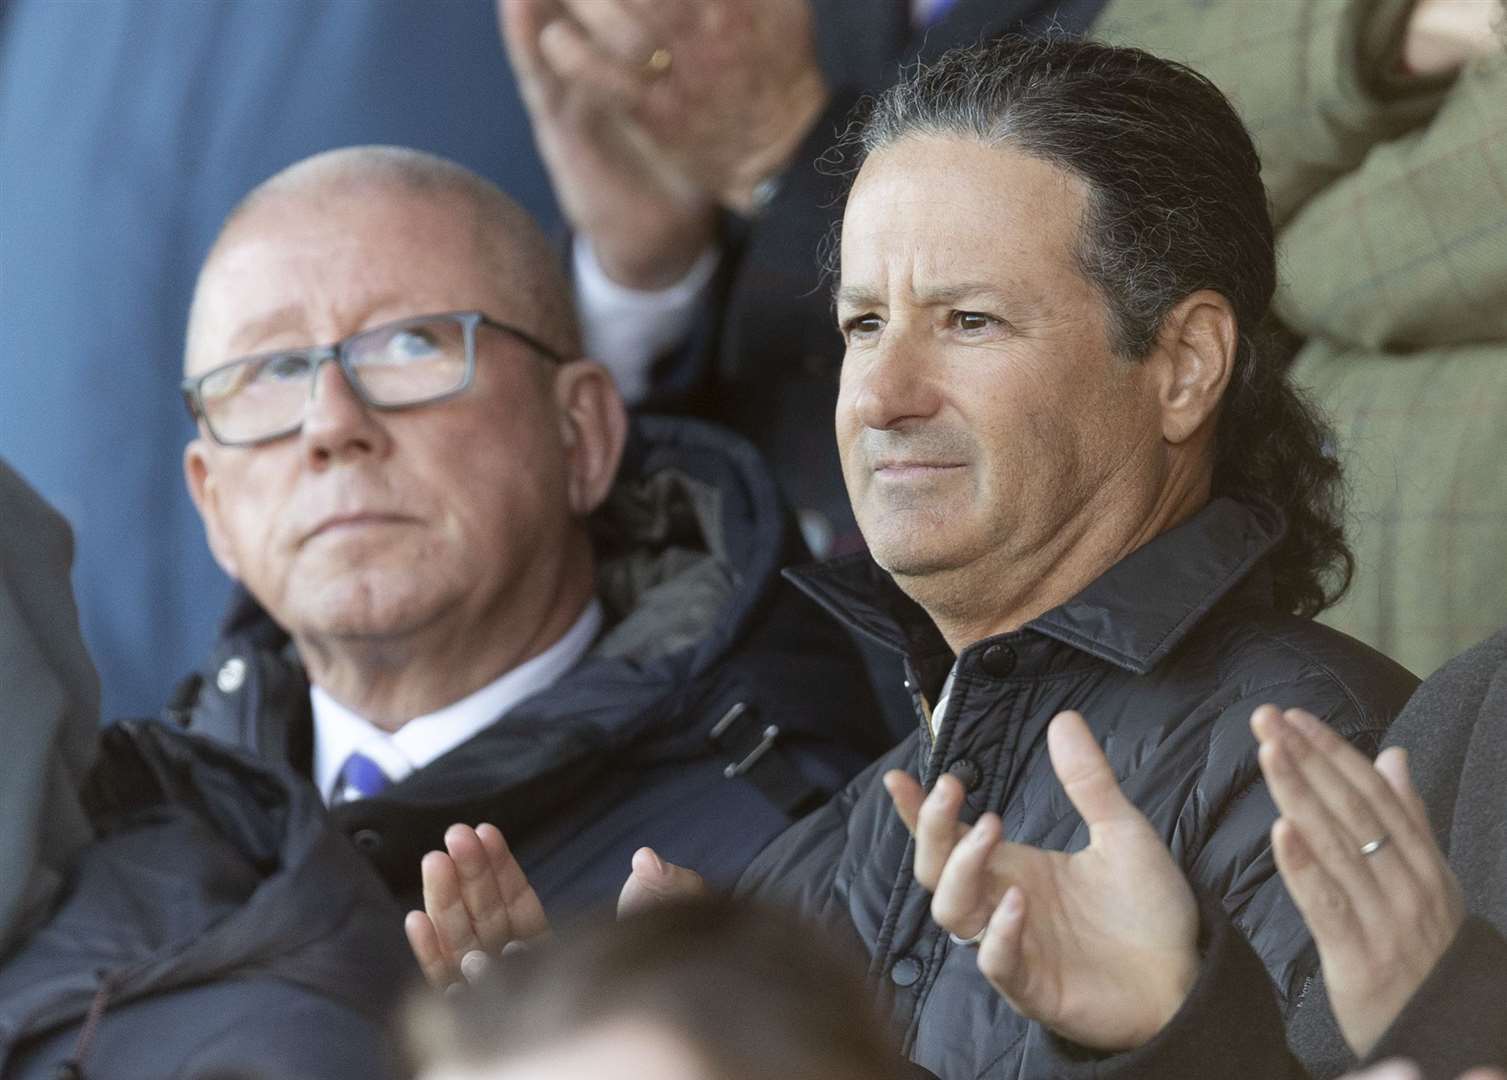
left=0, top=721, right=413, bottom=1080
left=171, top=415, right=890, bottom=914
left=738, top=498, right=1418, bottom=1080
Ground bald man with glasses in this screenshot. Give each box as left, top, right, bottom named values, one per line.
left=171, top=145, right=886, bottom=919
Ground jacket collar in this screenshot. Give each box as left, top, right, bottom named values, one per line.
left=784, top=497, right=1285, bottom=676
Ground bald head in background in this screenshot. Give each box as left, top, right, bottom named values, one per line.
left=186, top=146, right=581, bottom=372
left=182, top=146, right=626, bottom=730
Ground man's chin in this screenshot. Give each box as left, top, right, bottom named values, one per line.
left=865, top=537, right=963, bottom=581
left=278, top=579, right=442, bottom=644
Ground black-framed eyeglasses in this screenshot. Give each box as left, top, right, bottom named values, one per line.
left=181, top=310, right=566, bottom=447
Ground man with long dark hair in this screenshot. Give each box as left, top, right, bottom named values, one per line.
left=411, top=37, right=1421, bottom=1079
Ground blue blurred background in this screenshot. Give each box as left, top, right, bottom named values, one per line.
left=0, top=0, right=558, bottom=721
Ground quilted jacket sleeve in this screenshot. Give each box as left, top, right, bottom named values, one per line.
left=1170, top=659, right=1398, bottom=1080
left=1367, top=916, right=1507, bottom=1076
left=735, top=740, right=912, bottom=935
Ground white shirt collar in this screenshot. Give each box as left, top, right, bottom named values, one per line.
left=928, top=663, right=958, bottom=740
left=311, top=598, right=604, bottom=804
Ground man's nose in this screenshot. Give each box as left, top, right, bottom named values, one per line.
left=300, top=357, right=389, bottom=465
left=847, top=326, right=943, bottom=431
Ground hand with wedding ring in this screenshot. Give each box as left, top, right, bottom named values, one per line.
left=1251, top=705, right=1467, bottom=1058
left=501, top=0, right=828, bottom=251
left=885, top=711, right=1200, bottom=1052
left=498, top=0, right=719, bottom=292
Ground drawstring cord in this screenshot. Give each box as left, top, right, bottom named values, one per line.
left=53, top=976, right=114, bottom=1080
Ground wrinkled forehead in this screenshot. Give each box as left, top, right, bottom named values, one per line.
left=185, top=188, right=511, bottom=374
left=837, top=137, right=1091, bottom=299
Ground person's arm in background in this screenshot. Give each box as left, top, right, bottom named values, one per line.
left=0, top=460, right=100, bottom=961
left=1095, top=0, right=1503, bottom=352
left=1093, top=0, right=1458, bottom=225
left=1271, top=35, right=1504, bottom=352
left=497, top=0, right=831, bottom=400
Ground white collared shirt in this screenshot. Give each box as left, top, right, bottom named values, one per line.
left=928, top=664, right=958, bottom=740
left=311, top=598, right=604, bottom=805
left=572, top=239, right=720, bottom=405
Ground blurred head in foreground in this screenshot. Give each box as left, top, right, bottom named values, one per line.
left=410, top=897, right=909, bottom=1080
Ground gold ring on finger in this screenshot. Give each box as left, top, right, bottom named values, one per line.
left=644, top=47, right=672, bottom=77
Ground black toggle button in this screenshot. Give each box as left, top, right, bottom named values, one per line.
left=351, top=828, right=384, bottom=855
left=979, top=643, right=1017, bottom=678
left=946, top=758, right=982, bottom=793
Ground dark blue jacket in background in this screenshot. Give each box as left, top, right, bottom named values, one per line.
left=0, top=721, right=414, bottom=1080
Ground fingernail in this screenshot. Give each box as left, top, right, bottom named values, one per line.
left=648, top=849, right=666, bottom=875
left=460, top=949, right=492, bottom=983
left=1285, top=708, right=1316, bottom=733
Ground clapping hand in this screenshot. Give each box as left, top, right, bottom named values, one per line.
left=506, top=0, right=828, bottom=213
left=404, top=824, right=551, bottom=989
left=499, top=0, right=718, bottom=291
left=885, top=710, right=1200, bottom=1051
left=406, top=824, right=707, bottom=989
left=1252, top=706, right=1467, bottom=1058
left=499, top=0, right=829, bottom=293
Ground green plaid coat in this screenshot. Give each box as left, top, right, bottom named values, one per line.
left=1096, top=0, right=1507, bottom=681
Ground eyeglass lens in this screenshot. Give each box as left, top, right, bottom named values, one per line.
left=198, top=315, right=471, bottom=444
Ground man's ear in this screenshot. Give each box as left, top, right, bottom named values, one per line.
left=184, top=439, right=242, bottom=580
left=553, top=360, right=629, bottom=516
left=1149, top=289, right=1237, bottom=446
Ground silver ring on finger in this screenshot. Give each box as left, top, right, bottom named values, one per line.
left=949, top=927, right=986, bottom=948
left=1359, top=834, right=1391, bottom=857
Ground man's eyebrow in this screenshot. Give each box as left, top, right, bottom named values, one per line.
left=833, top=284, right=882, bottom=310
left=224, top=291, right=415, bottom=356
left=910, top=281, right=1014, bottom=306
left=833, top=281, right=1017, bottom=309
left=226, top=304, right=310, bottom=355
